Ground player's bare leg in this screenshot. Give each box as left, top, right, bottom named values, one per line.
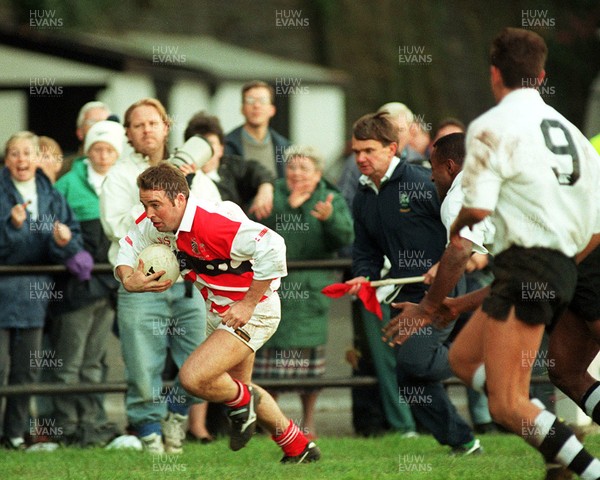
left=481, top=307, right=544, bottom=432
left=179, top=330, right=252, bottom=402
left=180, top=330, right=320, bottom=461
left=549, top=312, right=600, bottom=446
left=180, top=330, right=299, bottom=430
left=482, top=307, right=600, bottom=478
left=449, top=306, right=486, bottom=387
left=548, top=310, right=600, bottom=403
left=546, top=311, right=600, bottom=478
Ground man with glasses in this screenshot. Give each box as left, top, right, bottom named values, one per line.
left=224, top=80, right=291, bottom=178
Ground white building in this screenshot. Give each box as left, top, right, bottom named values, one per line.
left=0, top=28, right=348, bottom=166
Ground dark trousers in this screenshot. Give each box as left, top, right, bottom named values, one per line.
left=394, top=320, right=473, bottom=447
left=393, top=280, right=473, bottom=447
left=0, top=328, right=43, bottom=438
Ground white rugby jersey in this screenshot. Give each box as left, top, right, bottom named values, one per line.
left=461, top=88, right=600, bottom=257
left=442, top=171, right=494, bottom=254
left=115, top=198, right=287, bottom=313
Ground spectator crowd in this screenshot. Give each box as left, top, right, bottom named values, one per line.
left=1, top=52, right=599, bottom=474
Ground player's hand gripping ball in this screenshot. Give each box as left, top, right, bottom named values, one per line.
left=136, top=244, right=180, bottom=286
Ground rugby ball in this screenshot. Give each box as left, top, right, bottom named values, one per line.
left=137, top=244, right=180, bottom=285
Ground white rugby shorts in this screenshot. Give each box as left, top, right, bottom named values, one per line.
left=205, top=292, right=281, bottom=352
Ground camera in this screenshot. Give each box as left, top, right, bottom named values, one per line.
left=169, top=135, right=213, bottom=170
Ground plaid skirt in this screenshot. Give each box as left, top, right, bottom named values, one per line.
left=253, top=345, right=326, bottom=379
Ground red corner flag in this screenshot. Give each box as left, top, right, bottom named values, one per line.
left=322, top=282, right=382, bottom=320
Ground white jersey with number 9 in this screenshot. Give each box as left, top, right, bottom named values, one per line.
left=461, top=88, right=600, bottom=257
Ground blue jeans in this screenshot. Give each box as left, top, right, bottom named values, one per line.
left=117, top=283, right=206, bottom=437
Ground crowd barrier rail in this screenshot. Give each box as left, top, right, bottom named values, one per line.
left=0, top=260, right=550, bottom=397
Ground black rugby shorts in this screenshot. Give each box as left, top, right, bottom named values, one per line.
left=482, top=246, right=577, bottom=326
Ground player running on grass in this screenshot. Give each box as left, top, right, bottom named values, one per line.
left=383, top=27, right=600, bottom=479
left=114, top=163, right=320, bottom=463
left=409, top=242, right=600, bottom=480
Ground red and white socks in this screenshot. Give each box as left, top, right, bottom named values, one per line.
left=272, top=420, right=309, bottom=457
left=225, top=379, right=251, bottom=408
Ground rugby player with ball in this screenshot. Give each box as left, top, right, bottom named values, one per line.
left=115, top=163, right=320, bottom=464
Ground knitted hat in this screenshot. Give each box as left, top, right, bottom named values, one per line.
left=84, top=120, right=125, bottom=156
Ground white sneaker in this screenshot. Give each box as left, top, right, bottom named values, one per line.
left=26, top=442, right=60, bottom=452
left=5, top=437, right=26, bottom=450
left=140, top=432, right=164, bottom=454
left=105, top=435, right=143, bottom=451
left=161, top=412, right=188, bottom=454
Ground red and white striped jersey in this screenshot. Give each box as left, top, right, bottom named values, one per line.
left=115, top=198, right=287, bottom=313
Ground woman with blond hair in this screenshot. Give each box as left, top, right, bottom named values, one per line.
left=0, top=131, right=86, bottom=449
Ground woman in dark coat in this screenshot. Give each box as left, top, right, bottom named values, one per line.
left=0, top=131, right=84, bottom=449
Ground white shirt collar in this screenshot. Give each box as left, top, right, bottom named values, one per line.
left=176, top=196, right=199, bottom=234
left=447, top=170, right=464, bottom=197
left=359, top=156, right=401, bottom=193
left=500, top=88, right=542, bottom=106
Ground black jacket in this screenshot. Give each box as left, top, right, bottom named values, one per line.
left=215, top=154, right=275, bottom=209
left=224, top=126, right=291, bottom=178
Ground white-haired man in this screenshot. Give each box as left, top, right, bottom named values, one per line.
left=58, top=101, right=111, bottom=179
